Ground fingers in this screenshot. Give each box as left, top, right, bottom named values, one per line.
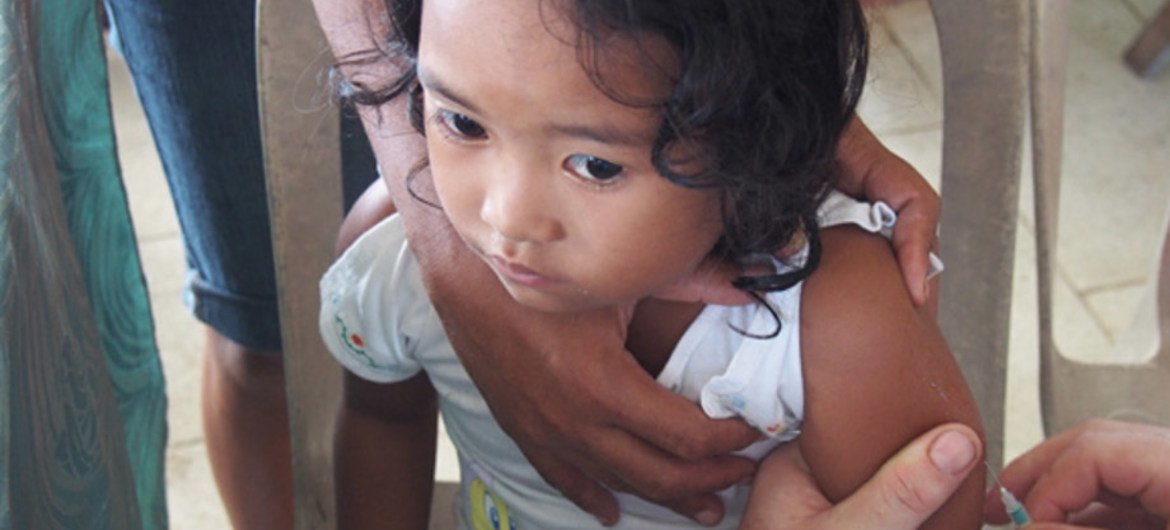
left=1021, top=427, right=1170, bottom=524
left=989, top=419, right=1170, bottom=527
left=520, top=364, right=758, bottom=524
left=590, top=423, right=757, bottom=503
left=888, top=194, right=940, bottom=307
left=532, top=423, right=753, bottom=525
left=1068, top=503, right=1165, bottom=530
left=656, top=494, right=731, bottom=527
left=893, top=236, right=932, bottom=306
left=605, top=375, right=761, bottom=460
left=834, top=117, right=940, bottom=306
left=523, top=449, right=621, bottom=525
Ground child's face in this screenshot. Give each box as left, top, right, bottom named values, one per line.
left=418, top=0, right=724, bottom=314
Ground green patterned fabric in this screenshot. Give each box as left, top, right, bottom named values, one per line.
left=1, top=0, right=168, bottom=527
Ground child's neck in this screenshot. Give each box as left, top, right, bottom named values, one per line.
left=625, top=298, right=707, bottom=377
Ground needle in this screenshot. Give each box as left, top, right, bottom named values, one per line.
left=987, top=463, right=1032, bottom=527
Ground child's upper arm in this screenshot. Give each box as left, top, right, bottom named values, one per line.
left=337, top=178, right=397, bottom=256
left=797, top=225, right=985, bottom=529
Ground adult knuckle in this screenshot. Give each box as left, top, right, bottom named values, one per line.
left=881, top=467, right=934, bottom=515
left=636, top=473, right=679, bottom=501
left=671, top=437, right=708, bottom=460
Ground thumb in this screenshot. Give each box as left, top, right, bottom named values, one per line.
left=827, top=424, right=982, bottom=529
left=654, top=255, right=765, bottom=306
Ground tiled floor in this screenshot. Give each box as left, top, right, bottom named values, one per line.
left=107, top=1, right=1169, bottom=528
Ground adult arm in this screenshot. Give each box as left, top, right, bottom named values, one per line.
left=741, top=423, right=981, bottom=529
left=795, top=225, right=986, bottom=529
left=984, top=419, right=1170, bottom=530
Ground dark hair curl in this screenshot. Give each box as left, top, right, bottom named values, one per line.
left=341, top=0, right=867, bottom=313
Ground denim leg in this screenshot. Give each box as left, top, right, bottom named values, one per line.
left=106, top=0, right=376, bottom=351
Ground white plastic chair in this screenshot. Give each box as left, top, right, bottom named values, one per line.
left=1032, top=0, right=1170, bottom=437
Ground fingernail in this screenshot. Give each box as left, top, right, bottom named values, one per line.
left=696, top=509, right=721, bottom=526
left=929, top=429, right=977, bottom=475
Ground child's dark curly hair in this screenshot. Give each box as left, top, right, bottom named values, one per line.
left=343, top=0, right=867, bottom=299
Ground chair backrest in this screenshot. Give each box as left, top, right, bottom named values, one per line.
left=256, top=0, right=344, bottom=528
left=930, top=0, right=1029, bottom=470
left=1026, top=0, right=1170, bottom=438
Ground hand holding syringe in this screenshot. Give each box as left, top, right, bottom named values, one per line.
left=987, top=463, right=1031, bottom=528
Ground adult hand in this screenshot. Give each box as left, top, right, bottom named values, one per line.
left=431, top=283, right=760, bottom=526
left=666, top=118, right=943, bottom=308
left=984, top=419, right=1170, bottom=530
left=836, top=117, right=941, bottom=307
left=740, top=423, right=982, bottom=529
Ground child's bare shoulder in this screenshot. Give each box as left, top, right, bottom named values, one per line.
left=795, top=224, right=984, bottom=529
left=800, top=223, right=933, bottom=358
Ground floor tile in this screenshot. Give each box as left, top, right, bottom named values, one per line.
left=1084, top=281, right=1149, bottom=342
left=1124, top=0, right=1165, bottom=22
left=857, top=12, right=942, bottom=135
left=151, top=289, right=205, bottom=446
left=165, top=442, right=231, bottom=530
left=873, top=1, right=943, bottom=97
left=1052, top=0, right=1170, bottom=291
left=107, top=49, right=181, bottom=242
left=136, top=236, right=188, bottom=296
left=874, top=127, right=943, bottom=189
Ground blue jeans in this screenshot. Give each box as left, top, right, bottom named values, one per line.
left=105, top=0, right=376, bottom=351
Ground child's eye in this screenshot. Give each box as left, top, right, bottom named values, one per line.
left=564, top=154, right=624, bottom=182
left=436, top=109, right=487, bottom=139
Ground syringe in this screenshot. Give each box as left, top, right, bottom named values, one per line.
left=987, top=463, right=1032, bottom=527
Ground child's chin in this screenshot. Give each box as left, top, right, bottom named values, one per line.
left=500, top=282, right=587, bottom=315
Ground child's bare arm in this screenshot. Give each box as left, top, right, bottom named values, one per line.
left=332, top=186, right=434, bottom=529
left=335, top=372, right=438, bottom=529
left=796, top=226, right=985, bottom=529
left=336, top=179, right=397, bottom=257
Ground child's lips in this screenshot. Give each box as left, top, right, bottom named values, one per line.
left=489, top=256, right=560, bottom=288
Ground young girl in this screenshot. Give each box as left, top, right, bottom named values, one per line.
left=319, top=0, right=984, bottom=528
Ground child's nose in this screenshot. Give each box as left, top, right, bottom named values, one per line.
left=480, top=171, right=565, bottom=245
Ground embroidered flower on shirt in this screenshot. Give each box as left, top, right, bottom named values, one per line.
left=334, top=314, right=379, bottom=368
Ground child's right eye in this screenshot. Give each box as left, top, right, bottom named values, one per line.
left=437, top=109, right=487, bottom=139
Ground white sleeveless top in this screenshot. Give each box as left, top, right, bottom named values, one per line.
left=319, top=191, right=941, bottom=529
